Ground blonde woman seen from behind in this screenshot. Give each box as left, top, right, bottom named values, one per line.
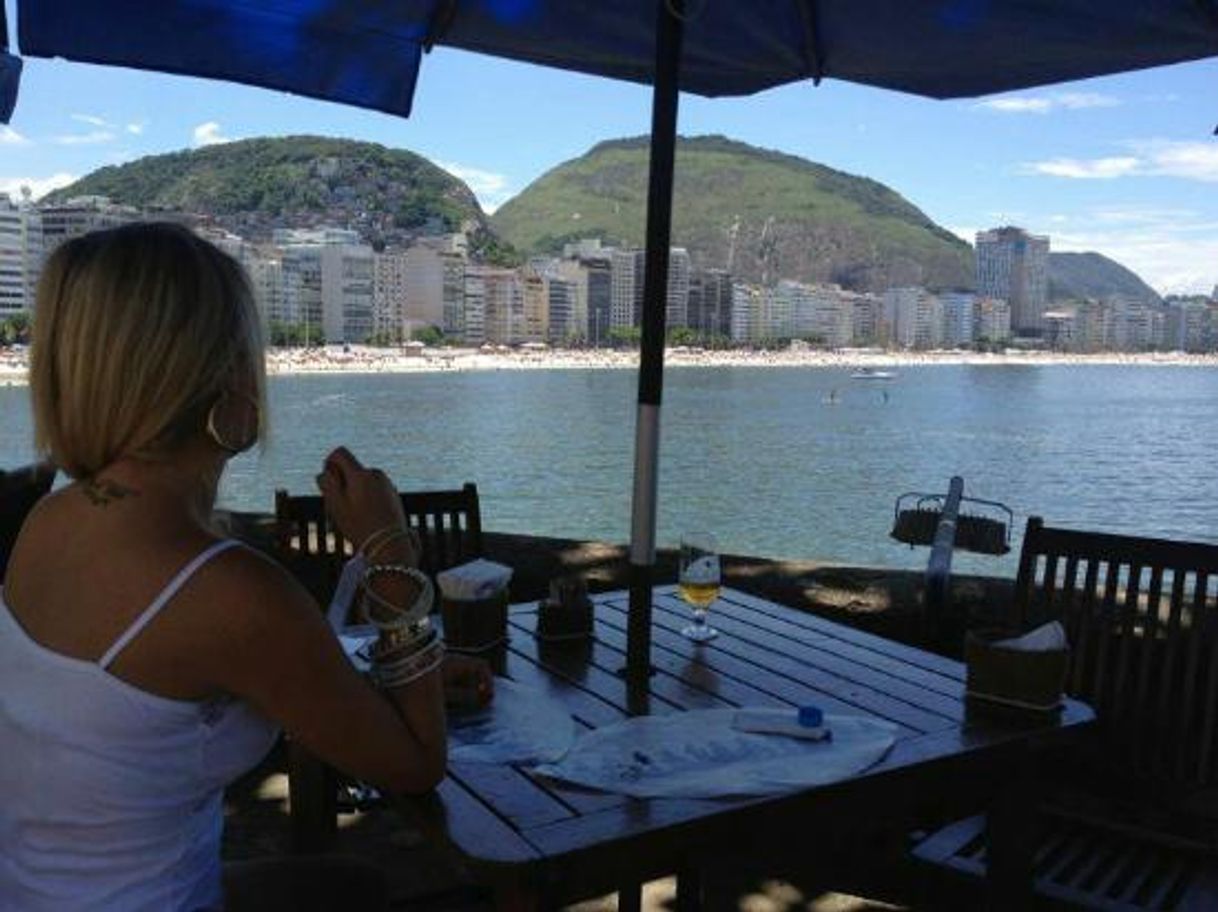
left=0, top=223, right=491, bottom=911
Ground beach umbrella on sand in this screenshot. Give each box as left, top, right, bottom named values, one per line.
left=8, top=1, right=1218, bottom=696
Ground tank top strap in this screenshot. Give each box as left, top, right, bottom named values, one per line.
left=98, top=539, right=242, bottom=670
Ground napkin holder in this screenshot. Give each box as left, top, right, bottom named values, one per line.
left=441, top=589, right=508, bottom=653
left=537, top=576, right=593, bottom=641
left=965, top=627, right=1068, bottom=718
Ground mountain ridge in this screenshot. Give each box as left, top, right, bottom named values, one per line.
left=43, top=134, right=1162, bottom=303
left=44, top=135, right=491, bottom=250
left=492, top=133, right=974, bottom=292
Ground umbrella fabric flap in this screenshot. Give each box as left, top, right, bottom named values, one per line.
left=12, top=1, right=1218, bottom=119
left=422, top=1, right=1218, bottom=100
left=1, top=1, right=18, bottom=123
left=0, top=53, right=19, bottom=124
left=18, top=0, right=428, bottom=118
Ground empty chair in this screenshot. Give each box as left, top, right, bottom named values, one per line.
left=272, top=482, right=483, bottom=852
left=913, top=516, right=1218, bottom=911
left=274, top=482, right=483, bottom=601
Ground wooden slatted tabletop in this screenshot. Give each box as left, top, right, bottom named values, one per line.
left=395, top=586, right=1095, bottom=909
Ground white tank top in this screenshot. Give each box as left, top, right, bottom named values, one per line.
left=0, top=540, right=280, bottom=911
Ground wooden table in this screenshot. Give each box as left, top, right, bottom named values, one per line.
left=392, top=586, right=1095, bottom=910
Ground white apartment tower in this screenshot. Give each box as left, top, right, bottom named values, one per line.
left=0, top=195, right=41, bottom=318
left=320, top=245, right=375, bottom=343
left=939, top=292, right=976, bottom=348
left=885, top=287, right=943, bottom=349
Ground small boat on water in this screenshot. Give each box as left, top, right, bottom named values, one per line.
left=850, top=367, right=897, bottom=380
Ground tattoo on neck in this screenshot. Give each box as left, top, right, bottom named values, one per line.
left=82, top=477, right=140, bottom=507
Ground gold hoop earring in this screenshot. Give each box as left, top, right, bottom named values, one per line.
left=206, top=393, right=258, bottom=454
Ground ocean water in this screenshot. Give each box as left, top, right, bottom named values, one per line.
left=2, top=364, right=1215, bottom=576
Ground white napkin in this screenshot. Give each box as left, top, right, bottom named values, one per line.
left=437, top=558, right=513, bottom=601
left=992, top=620, right=1067, bottom=652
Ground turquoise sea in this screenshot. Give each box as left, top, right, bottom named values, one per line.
left=2, top=365, right=1215, bottom=576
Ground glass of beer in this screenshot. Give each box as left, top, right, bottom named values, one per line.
left=678, top=532, right=720, bottom=642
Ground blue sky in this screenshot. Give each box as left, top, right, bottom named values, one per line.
left=3, top=28, right=1218, bottom=294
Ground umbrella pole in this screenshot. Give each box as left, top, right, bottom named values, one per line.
left=626, top=0, right=684, bottom=707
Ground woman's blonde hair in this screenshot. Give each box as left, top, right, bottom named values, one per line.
left=30, top=222, right=266, bottom=478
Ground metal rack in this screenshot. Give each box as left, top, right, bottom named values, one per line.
left=889, top=476, right=1014, bottom=645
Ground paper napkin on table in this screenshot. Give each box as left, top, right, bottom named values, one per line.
left=992, top=621, right=1067, bottom=652
left=437, top=559, right=513, bottom=601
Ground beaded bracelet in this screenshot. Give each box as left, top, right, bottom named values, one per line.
left=372, top=634, right=445, bottom=689
left=375, top=648, right=444, bottom=690
left=368, top=616, right=432, bottom=659
left=360, top=564, right=433, bottom=628
left=373, top=627, right=440, bottom=668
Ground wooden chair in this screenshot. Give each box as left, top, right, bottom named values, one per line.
left=0, top=461, right=56, bottom=582
left=913, top=516, right=1218, bottom=910
left=272, top=482, right=483, bottom=852
left=274, top=482, right=483, bottom=599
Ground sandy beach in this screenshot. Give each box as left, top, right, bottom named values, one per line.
left=2, top=345, right=1216, bottom=386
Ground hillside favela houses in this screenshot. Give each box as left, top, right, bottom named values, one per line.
left=2, top=149, right=1216, bottom=356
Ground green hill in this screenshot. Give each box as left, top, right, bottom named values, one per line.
left=492, top=135, right=974, bottom=291
left=1048, top=251, right=1161, bottom=305
left=45, top=136, right=490, bottom=248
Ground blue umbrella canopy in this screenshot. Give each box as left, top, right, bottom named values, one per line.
left=7, top=0, right=1218, bottom=122
left=7, top=0, right=1218, bottom=692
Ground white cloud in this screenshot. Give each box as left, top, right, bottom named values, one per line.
left=1027, top=204, right=1218, bottom=295
left=126, top=121, right=146, bottom=135
left=438, top=161, right=514, bottom=213
left=1054, top=92, right=1121, bottom=110
left=0, top=126, right=28, bottom=145
left=975, top=92, right=1120, bottom=114
left=192, top=121, right=232, bottom=147
left=1025, top=140, right=1218, bottom=184
left=1135, top=140, right=1218, bottom=183
left=53, top=130, right=117, bottom=146
left=71, top=113, right=112, bottom=128
left=977, top=97, right=1053, bottom=113
left=1026, top=156, right=1140, bottom=179
left=0, top=173, right=78, bottom=201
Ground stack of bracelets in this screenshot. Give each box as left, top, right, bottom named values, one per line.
left=358, top=525, right=444, bottom=689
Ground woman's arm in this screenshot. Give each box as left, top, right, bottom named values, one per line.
left=205, top=550, right=447, bottom=795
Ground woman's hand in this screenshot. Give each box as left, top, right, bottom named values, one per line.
left=442, top=654, right=494, bottom=711
left=315, top=447, right=407, bottom=551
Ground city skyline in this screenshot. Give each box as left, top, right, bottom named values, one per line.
left=4, top=193, right=1212, bottom=354
left=3, top=27, right=1218, bottom=295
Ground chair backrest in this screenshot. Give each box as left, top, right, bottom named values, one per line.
left=0, top=461, right=57, bottom=582
left=273, top=483, right=484, bottom=600
left=1013, top=516, right=1218, bottom=789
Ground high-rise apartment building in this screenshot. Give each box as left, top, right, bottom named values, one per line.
left=975, top=226, right=1049, bottom=336
left=666, top=247, right=691, bottom=329
left=974, top=297, right=1012, bottom=344
left=545, top=275, right=578, bottom=343
left=521, top=269, right=548, bottom=343
left=372, top=250, right=410, bottom=342
left=850, top=293, right=885, bottom=346
left=320, top=245, right=375, bottom=343
left=730, top=283, right=763, bottom=344
left=884, top=287, right=942, bottom=349
left=610, top=249, right=644, bottom=329
left=687, top=268, right=733, bottom=339
left=0, top=195, right=41, bottom=318
left=281, top=246, right=323, bottom=341
left=939, top=291, right=976, bottom=348
left=245, top=253, right=285, bottom=329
